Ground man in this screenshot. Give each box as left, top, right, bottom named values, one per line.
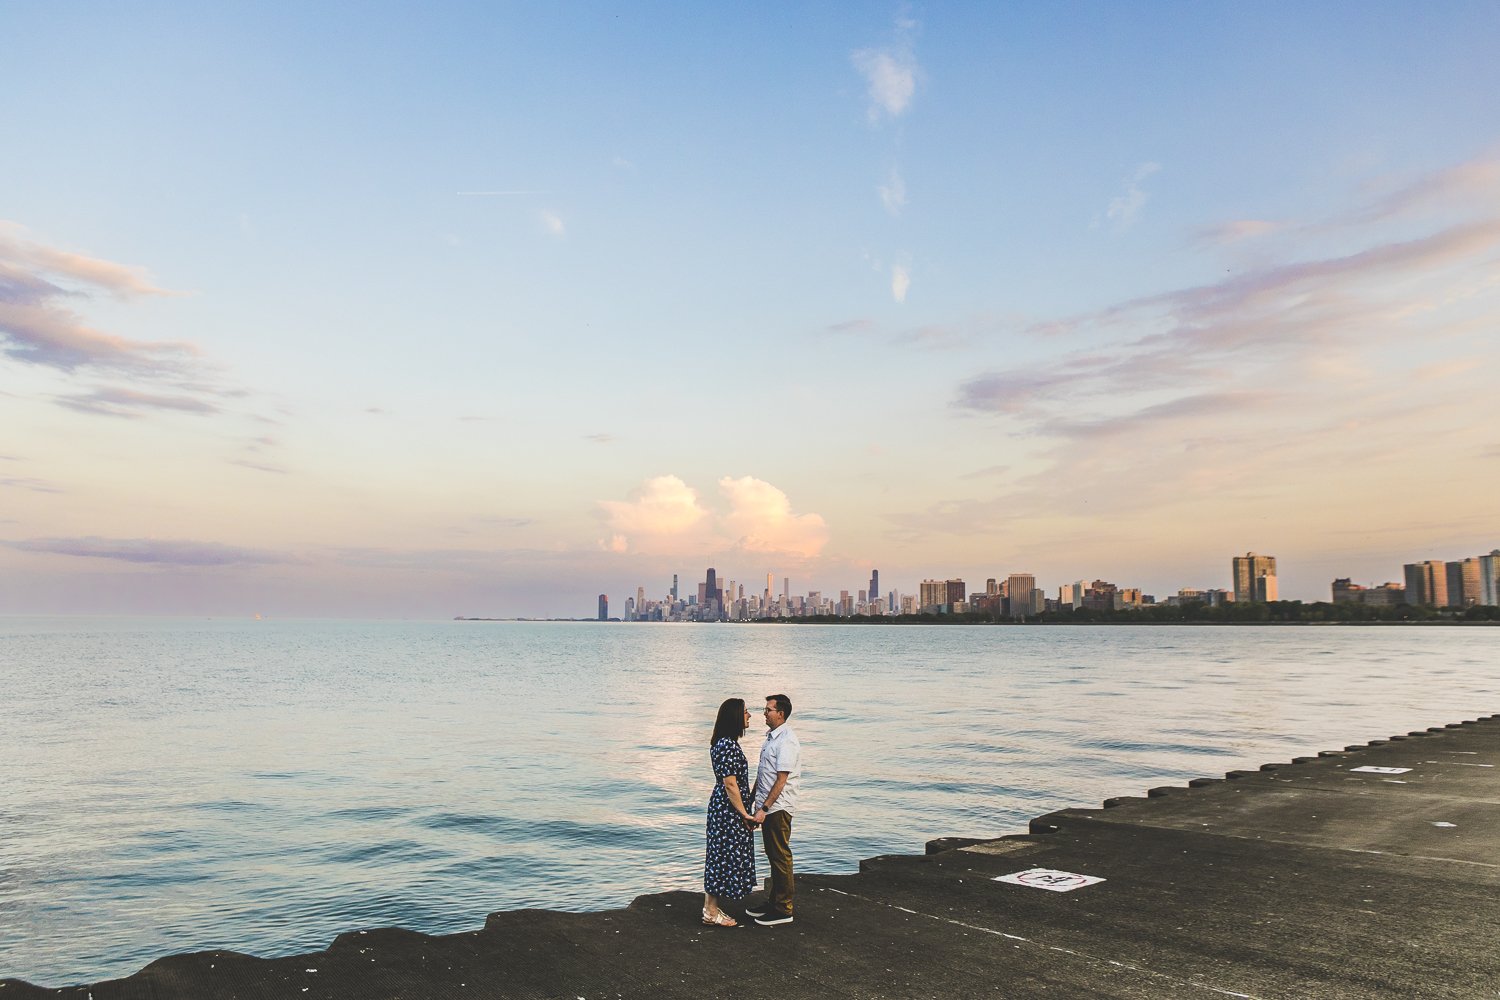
left=748, top=693, right=800, bottom=926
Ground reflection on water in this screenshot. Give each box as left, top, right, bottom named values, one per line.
left=2, top=617, right=1496, bottom=986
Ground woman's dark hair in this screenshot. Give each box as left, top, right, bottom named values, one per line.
left=711, top=698, right=747, bottom=745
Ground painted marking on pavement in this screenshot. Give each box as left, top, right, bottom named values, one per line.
left=1350, top=766, right=1411, bottom=774
left=995, top=868, right=1106, bottom=892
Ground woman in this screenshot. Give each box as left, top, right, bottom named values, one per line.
left=703, top=697, right=757, bottom=927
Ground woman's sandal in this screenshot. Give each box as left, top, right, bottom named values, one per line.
left=701, top=907, right=738, bottom=927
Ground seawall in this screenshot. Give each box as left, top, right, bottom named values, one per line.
left=6, top=714, right=1499, bottom=998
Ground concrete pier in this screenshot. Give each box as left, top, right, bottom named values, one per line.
left=6, top=714, right=1499, bottom=998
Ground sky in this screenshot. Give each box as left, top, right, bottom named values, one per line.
left=2, top=2, right=1498, bottom=617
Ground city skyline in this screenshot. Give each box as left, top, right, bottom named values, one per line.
left=3, top=4, right=1499, bottom=617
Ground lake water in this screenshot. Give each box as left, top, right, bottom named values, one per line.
left=2, top=617, right=1496, bottom=987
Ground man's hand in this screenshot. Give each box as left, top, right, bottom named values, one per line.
left=753, top=809, right=767, bottom=824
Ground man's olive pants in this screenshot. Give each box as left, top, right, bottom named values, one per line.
left=761, top=810, right=794, bottom=915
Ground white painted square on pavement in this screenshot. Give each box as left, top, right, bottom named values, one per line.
left=994, top=868, right=1106, bottom=892
left=1350, top=766, right=1411, bottom=774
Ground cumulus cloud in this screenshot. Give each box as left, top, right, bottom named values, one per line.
left=891, top=264, right=911, bottom=303
left=597, top=475, right=708, bottom=539
left=541, top=211, right=566, bottom=237
left=0, top=222, right=196, bottom=373
left=597, top=474, right=829, bottom=558
left=719, top=476, right=829, bottom=558
left=7, top=536, right=290, bottom=566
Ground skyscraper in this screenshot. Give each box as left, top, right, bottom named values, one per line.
left=597, top=594, right=608, bottom=621
left=1481, top=550, right=1500, bottom=607
left=1403, top=560, right=1448, bottom=607
left=869, top=569, right=879, bottom=607
left=704, top=567, right=722, bottom=617
left=671, top=574, right=678, bottom=601
left=1232, top=553, right=1277, bottom=603
left=1006, top=573, right=1037, bottom=617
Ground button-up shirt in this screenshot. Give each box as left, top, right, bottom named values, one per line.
left=753, top=722, right=801, bottom=816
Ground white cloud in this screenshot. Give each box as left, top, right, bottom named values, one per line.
left=597, top=474, right=828, bottom=559
left=541, top=211, right=566, bottom=237
left=1101, top=162, right=1161, bottom=231
left=852, top=46, right=918, bottom=122
left=878, top=167, right=907, bottom=216
left=718, top=477, right=829, bottom=559
left=891, top=264, right=911, bottom=303
left=597, top=475, right=707, bottom=538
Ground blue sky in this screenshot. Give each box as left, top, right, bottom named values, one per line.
left=3, top=2, right=1498, bottom=615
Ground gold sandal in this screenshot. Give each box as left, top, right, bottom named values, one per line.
left=701, top=907, right=738, bottom=927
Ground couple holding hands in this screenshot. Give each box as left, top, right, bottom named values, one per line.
left=702, top=694, right=800, bottom=928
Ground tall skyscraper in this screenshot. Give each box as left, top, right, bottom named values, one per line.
left=1006, top=574, right=1037, bottom=617
left=1403, top=560, right=1448, bottom=607
left=1232, top=553, right=1277, bottom=603
left=1481, top=550, right=1500, bottom=607
left=704, top=567, right=722, bottom=616
left=869, top=569, right=879, bottom=606
left=946, top=579, right=966, bottom=605
left=783, top=577, right=790, bottom=603
left=671, top=574, right=679, bottom=601
left=766, top=571, right=774, bottom=602
left=1451, top=558, right=1483, bottom=607
left=597, top=594, right=608, bottom=621
left=636, top=585, right=646, bottom=613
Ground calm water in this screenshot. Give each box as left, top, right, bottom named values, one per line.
left=2, top=618, right=1496, bottom=986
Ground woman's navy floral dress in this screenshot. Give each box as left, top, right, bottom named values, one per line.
left=704, top=736, right=756, bottom=898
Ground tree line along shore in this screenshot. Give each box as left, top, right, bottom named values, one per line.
left=757, top=601, right=1500, bottom=625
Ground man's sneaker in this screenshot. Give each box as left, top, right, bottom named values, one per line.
left=753, top=912, right=793, bottom=926
left=744, top=904, right=768, bottom=918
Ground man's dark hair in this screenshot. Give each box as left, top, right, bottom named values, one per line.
left=711, top=698, right=747, bottom=745
left=765, top=693, right=792, bottom=718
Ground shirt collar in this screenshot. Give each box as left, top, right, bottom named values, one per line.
left=765, top=721, right=790, bottom=740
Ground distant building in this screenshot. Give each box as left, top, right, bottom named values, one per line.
left=671, top=574, right=678, bottom=601
left=1006, top=574, right=1036, bottom=617
left=1332, top=579, right=1405, bottom=606
left=945, top=579, right=966, bottom=606
left=869, top=570, right=879, bottom=607
left=1481, top=551, right=1500, bottom=607
left=919, top=579, right=947, bottom=611
left=1082, top=580, right=1119, bottom=611
left=1403, top=560, right=1448, bottom=607
left=1452, top=558, right=1483, bottom=608
left=1232, top=553, right=1277, bottom=603
left=597, top=594, right=608, bottom=621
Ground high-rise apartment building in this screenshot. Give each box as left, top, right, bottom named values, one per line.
left=1006, top=574, right=1036, bottom=617
left=1481, top=550, right=1500, bottom=607
left=597, top=594, right=608, bottom=621
left=1403, top=560, right=1448, bottom=607
left=919, top=579, right=947, bottom=611
left=1452, top=558, right=1483, bottom=607
left=946, top=579, right=966, bottom=605
left=1232, top=553, right=1278, bottom=603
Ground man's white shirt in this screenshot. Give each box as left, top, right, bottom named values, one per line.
left=753, top=722, right=801, bottom=816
